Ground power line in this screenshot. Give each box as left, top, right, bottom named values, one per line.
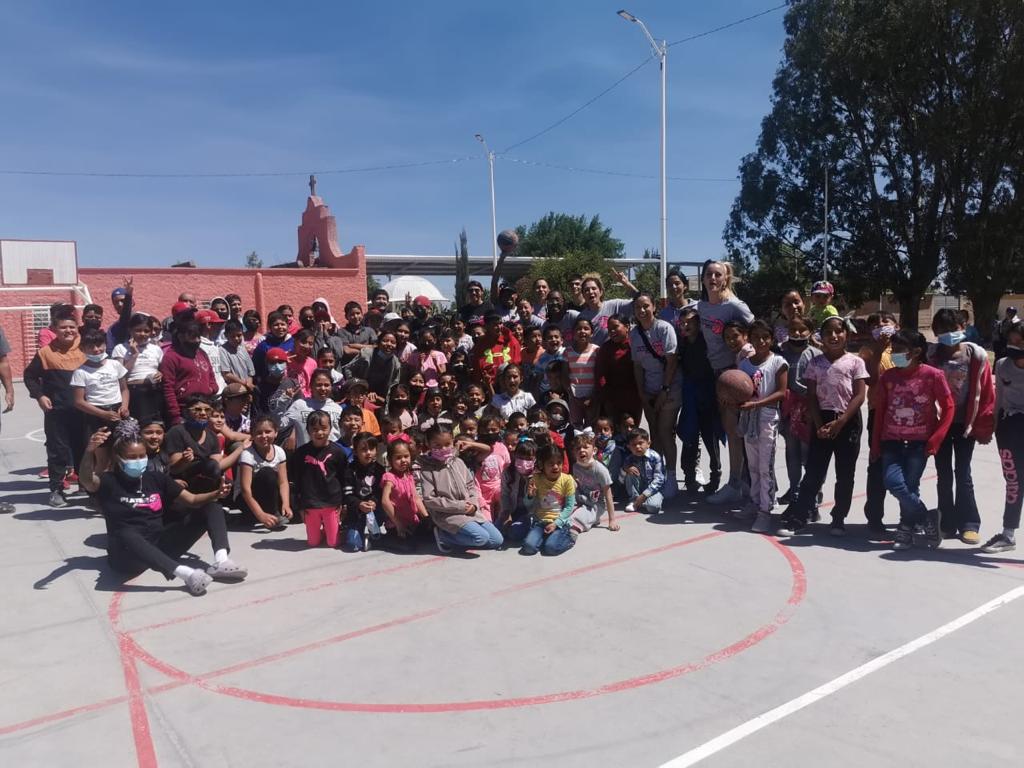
left=667, top=3, right=788, bottom=47
left=0, top=156, right=478, bottom=179
left=502, top=155, right=735, bottom=182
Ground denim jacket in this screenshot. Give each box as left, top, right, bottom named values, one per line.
left=618, top=449, right=665, bottom=496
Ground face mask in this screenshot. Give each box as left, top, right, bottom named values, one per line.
left=392, top=399, right=410, bottom=409
left=185, top=418, right=208, bottom=431
left=83, top=319, right=102, bottom=330
left=479, top=432, right=501, bottom=446
left=183, top=340, right=201, bottom=352
left=938, top=331, right=965, bottom=346
left=244, top=320, right=260, bottom=332
left=408, top=385, right=424, bottom=397
left=1005, top=346, right=1024, bottom=361
left=375, top=348, right=393, bottom=360
left=268, top=362, right=286, bottom=376
left=514, top=459, right=535, bottom=475
left=549, top=412, right=567, bottom=427
left=85, top=352, right=107, bottom=363
left=429, top=447, right=455, bottom=462
left=596, top=434, right=610, bottom=446
left=787, top=337, right=808, bottom=348
left=119, top=457, right=149, bottom=479
left=891, top=352, right=912, bottom=368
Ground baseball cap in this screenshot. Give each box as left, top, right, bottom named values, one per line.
left=171, top=301, right=192, bottom=317
left=111, top=287, right=128, bottom=299
left=413, top=295, right=432, bottom=308
left=195, top=309, right=222, bottom=324
left=266, top=347, right=290, bottom=363
left=811, top=280, right=835, bottom=296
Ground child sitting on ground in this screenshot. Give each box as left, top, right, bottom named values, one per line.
left=570, top=432, right=618, bottom=536
left=500, top=438, right=537, bottom=536
left=520, top=444, right=576, bottom=556
left=237, top=414, right=291, bottom=531
left=620, top=427, right=666, bottom=515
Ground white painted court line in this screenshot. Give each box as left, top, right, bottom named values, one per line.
left=659, top=584, right=1024, bottom=767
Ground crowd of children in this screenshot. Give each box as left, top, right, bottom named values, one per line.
left=18, top=263, right=1024, bottom=595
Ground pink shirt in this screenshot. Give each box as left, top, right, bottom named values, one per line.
left=409, top=349, right=447, bottom=387
left=803, top=353, right=868, bottom=412
left=877, top=365, right=954, bottom=443
left=382, top=470, right=421, bottom=525
left=475, top=442, right=510, bottom=521
left=566, top=343, right=599, bottom=398
left=38, top=327, right=57, bottom=348
left=287, top=356, right=318, bottom=398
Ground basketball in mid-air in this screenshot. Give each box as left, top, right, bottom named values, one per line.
left=497, top=229, right=519, bottom=254
left=716, top=369, right=755, bottom=406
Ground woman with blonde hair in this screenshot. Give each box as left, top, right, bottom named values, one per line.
left=697, top=260, right=754, bottom=503
left=576, top=269, right=640, bottom=345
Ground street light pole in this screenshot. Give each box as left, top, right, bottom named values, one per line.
left=823, top=165, right=829, bottom=282
left=618, top=10, right=668, bottom=299
left=475, top=133, right=498, bottom=271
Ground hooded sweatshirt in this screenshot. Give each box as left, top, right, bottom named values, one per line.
left=416, top=453, right=485, bottom=534
left=158, top=342, right=217, bottom=424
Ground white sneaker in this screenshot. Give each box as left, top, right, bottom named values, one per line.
left=752, top=512, right=773, bottom=534
left=184, top=570, right=213, bottom=596
left=206, top=559, right=248, bottom=581
left=694, top=468, right=706, bottom=486
left=624, top=503, right=636, bottom=513
left=707, top=483, right=743, bottom=505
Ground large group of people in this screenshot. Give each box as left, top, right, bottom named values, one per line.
left=8, top=257, right=1024, bottom=597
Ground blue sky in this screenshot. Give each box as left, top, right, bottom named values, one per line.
left=0, top=1, right=787, bottom=293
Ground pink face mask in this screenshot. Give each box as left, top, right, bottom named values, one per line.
left=429, top=447, right=455, bottom=462
left=514, top=459, right=535, bottom=476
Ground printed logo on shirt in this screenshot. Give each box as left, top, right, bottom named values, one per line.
left=702, top=316, right=725, bottom=336
left=120, top=493, right=163, bottom=513
left=304, top=454, right=329, bottom=477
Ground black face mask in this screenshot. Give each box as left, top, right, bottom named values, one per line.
left=479, top=432, right=501, bottom=445
left=408, top=385, right=424, bottom=397
left=82, top=319, right=102, bottom=330
left=1006, top=346, right=1024, bottom=361
left=215, top=308, right=230, bottom=320
left=244, top=319, right=260, bottom=332
left=391, top=399, right=410, bottom=409
left=300, top=317, right=315, bottom=329
left=788, top=337, right=809, bottom=348
left=182, top=340, right=201, bottom=352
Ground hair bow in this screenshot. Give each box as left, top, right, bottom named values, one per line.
left=528, top=421, right=548, bottom=430
left=387, top=433, right=412, bottom=444
left=576, top=427, right=595, bottom=438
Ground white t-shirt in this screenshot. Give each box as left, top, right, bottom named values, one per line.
left=111, top=342, right=164, bottom=385
left=199, top=337, right=227, bottom=393
left=491, top=390, right=537, bottom=418
left=70, top=359, right=127, bottom=407
left=239, top=444, right=287, bottom=472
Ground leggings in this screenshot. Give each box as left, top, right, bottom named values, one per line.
left=238, top=466, right=281, bottom=523
left=108, top=502, right=230, bottom=579
left=997, top=413, right=1024, bottom=530
left=789, top=410, right=862, bottom=525
left=44, top=408, right=85, bottom=492
left=304, top=507, right=341, bottom=547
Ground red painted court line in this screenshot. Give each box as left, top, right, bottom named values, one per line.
left=130, top=555, right=445, bottom=634
left=0, top=693, right=131, bottom=737
left=136, top=533, right=805, bottom=714
left=109, top=594, right=158, bottom=768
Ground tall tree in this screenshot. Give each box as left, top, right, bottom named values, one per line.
left=517, top=212, right=624, bottom=294
left=725, top=0, right=1024, bottom=328
left=245, top=250, right=262, bottom=269
left=454, top=228, right=470, bottom=309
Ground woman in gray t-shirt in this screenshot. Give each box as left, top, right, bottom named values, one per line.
left=576, top=270, right=639, bottom=346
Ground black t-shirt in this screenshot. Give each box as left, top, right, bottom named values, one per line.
left=458, top=301, right=494, bottom=328
left=99, top=469, right=183, bottom=538
left=164, top=424, right=220, bottom=460
left=679, top=333, right=714, bottom=381
left=290, top=442, right=348, bottom=509
left=342, top=459, right=384, bottom=516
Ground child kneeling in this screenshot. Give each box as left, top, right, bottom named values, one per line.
left=418, top=424, right=503, bottom=554
left=520, top=444, right=576, bottom=556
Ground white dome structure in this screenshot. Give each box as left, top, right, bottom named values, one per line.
left=379, top=275, right=449, bottom=305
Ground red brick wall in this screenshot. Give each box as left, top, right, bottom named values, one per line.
left=1, top=265, right=366, bottom=378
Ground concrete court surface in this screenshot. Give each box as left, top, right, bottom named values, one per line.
left=1, top=381, right=1022, bottom=768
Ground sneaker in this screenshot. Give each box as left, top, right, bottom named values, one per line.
left=734, top=503, right=757, bottom=521
left=960, top=530, right=980, bottom=545
left=980, top=533, right=1015, bottom=553
left=703, top=475, right=721, bottom=496
left=663, top=474, right=678, bottom=500
left=184, top=570, right=213, bottom=596
left=921, top=509, right=942, bottom=549
left=433, top=527, right=453, bottom=555
left=776, top=517, right=808, bottom=537
left=0, top=501, right=14, bottom=514
left=206, top=559, right=248, bottom=581
left=707, top=482, right=743, bottom=505
left=941, top=530, right=959, bottom=540
left=624, top=503, right=636, bottom=513
left=829, top=522, right=846, bottom=538
left=892, top=526, right=913, bottom=550
left=49, top=491, right=67, bottom=508
left=752, top=512, right=773, bottom=534
left=38, top=468, right=49, bottom=479
left=777, top=489, right=794, bottom=505
left=867, top=521, right=888, bottom=539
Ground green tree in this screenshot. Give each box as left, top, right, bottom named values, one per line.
left=366, top=274, right=382, bottom=300
left=630, top=249, right=661, bottom=297
left=245, top=250, right=262, bottom=269
left=724, top=0, right=1024, bottom=329
left=515, top=212, right=624, bottom=295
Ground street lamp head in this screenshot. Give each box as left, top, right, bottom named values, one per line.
left=617, top=9, right=637, bottom=22
left=474, top=133, right=485, bottom=143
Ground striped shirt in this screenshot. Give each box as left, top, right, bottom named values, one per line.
left=566, top=343, right=599, bottom=398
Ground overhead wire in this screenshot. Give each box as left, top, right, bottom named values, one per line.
left=501, top=155, right=735, bottom=183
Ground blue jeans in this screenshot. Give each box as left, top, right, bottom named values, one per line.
left=934, top=427, right=979, bottom=534
left=340, top=527, right=364, bottom=552
left=881, top=440, right=929, bottom=527
left=520, top=522, right=575, bottom=556
left=623, top=473, right=663, bottom=513
left=782, top=425, right=808, bottom=500
left=437, top=521, right=504, bottom=551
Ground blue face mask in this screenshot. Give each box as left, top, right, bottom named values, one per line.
left=119, top=457, right=148, bottom=478
left=85, top=352, right=107, bottom=363
left=891, top=352, right=912, bottom=368
left=268, top=362, right=286, bottom=376
left=937, top=331, right=965, bottom=346
left=185, top=418, right=208, bottom=431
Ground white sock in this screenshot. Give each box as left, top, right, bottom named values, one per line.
left=173, top=565, right=195, bottom=580
left=1004, top=528, right=1016, bottom=542
left=214, top=549, right=229, bottom=564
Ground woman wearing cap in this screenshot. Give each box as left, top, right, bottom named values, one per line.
left=577, top=270, right=640, bottom=346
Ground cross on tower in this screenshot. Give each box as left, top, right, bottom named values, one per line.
left=309, top=174, right=317, bottom=196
